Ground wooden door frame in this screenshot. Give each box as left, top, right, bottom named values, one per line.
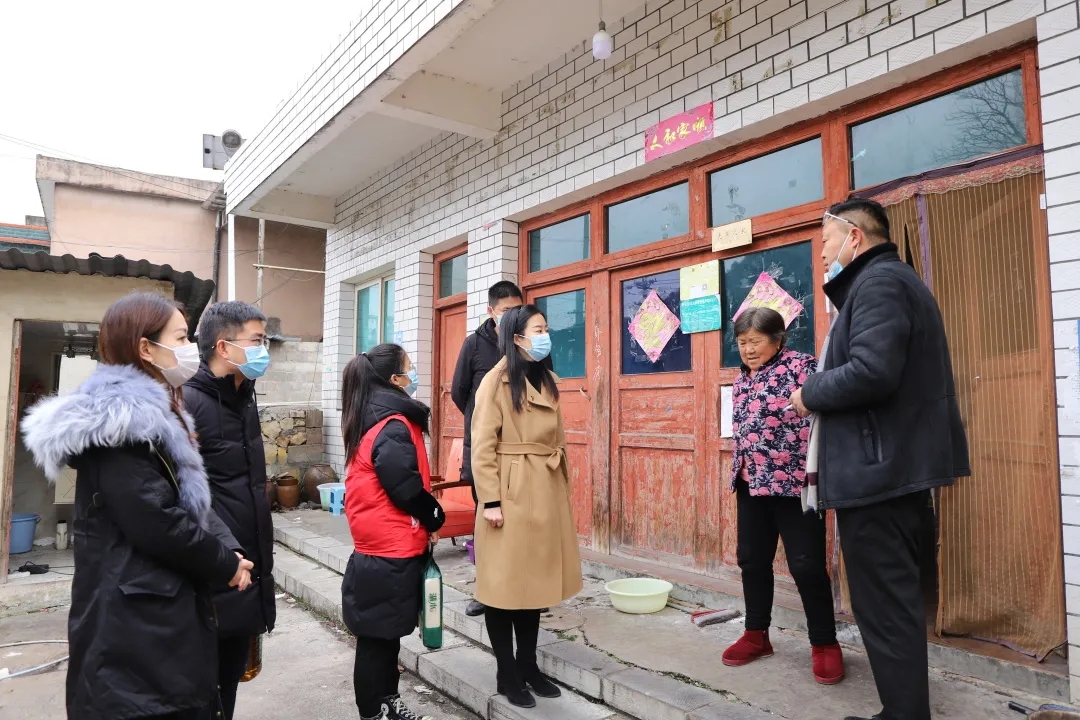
left=512, top=41, right=1042, bottom=578
left=431, top=245, right=468, bottom=474
left=524, top=276, right=602, bottom=549
left=1, top=320, right=22, bottom=582
left=606, top=251, right=720, bottom=572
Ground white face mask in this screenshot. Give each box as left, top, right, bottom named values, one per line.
left=152, top=342, right=201, bottom=388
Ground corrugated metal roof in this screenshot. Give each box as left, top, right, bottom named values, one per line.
left=0, top=249, right=215, bottom=335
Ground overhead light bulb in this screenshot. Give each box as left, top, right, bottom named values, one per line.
left=593, top=20, right=613, bottom=60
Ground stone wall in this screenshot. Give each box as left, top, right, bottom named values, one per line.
left=260, top=406, right=324, bottom=479
left=257, top=341, right=322, bottom=406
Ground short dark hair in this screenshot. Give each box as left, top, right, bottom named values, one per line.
left=488, top=280, right=523, bottom=307
left=196, top=301, right=267, bottom=360
left=827, top=198, right=891, bottom=243
left=733, top=306, right=787, bottom=346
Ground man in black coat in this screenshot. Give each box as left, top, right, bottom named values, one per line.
left=790, top=199, right=970, bottom=720
left=451, top=280, right=522, bottom=616
left=185, top=301, right=277, bottom=720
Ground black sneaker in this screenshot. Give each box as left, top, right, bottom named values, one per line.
left=382, top=695, right=432, bottom=720
left=465, top=600, right=486, bottom=616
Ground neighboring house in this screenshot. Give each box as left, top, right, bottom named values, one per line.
left=0, top=221, right=50, bottom=254
left=35, top=156, right=327, bottom=403
left=222, top=0, right=1080, bottom=701
left=0, top=250, right=215, bottom=578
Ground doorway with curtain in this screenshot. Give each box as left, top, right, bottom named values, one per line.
left=856, top=147, right=1064, bottom=660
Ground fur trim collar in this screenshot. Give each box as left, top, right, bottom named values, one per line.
left=21, top=364, right=212, bottom=527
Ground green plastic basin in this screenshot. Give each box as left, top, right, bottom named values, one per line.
left=604, top=577, right=674, bottom=614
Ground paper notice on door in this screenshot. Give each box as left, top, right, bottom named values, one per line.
left=721, top=386, right=734, bottom=438
left=711, top=219, right=752, bottom=253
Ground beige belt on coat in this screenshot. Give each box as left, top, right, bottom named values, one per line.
left=496, top=442, right=565, bottom=471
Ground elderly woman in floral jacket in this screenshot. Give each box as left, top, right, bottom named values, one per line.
left=723, top=306, right=844, bottom=686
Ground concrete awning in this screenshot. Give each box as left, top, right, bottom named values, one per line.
left=225, top=0, right=646, bottom=227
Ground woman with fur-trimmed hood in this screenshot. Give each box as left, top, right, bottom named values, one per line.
left=21, top=293, right=254, bottom=720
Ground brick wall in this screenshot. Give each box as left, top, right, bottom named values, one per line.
left=257, top=341, right=323, bottom=406
left=1038, top=0, right=1080, bottom=697
left=316, top=0, right=1078, bottom=489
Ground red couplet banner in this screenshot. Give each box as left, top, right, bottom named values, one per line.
left=643, top=102, right=714, bottom=162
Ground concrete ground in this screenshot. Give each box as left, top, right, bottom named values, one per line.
left=278, top=509, right=1057, bottom=720
left=0, top=597, right=478, bottom=720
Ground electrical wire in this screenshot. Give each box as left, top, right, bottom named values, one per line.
left=0, top=640, right=69, bottom=681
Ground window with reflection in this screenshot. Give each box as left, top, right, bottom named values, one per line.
left=709, top=139, right=824, bottom=225
left=529, top=214, right=590, bottom=272
left=850, top=70, right=1027, bottom=189
left=438, top=253, right=467, bottom=298
left=621, top=269, right=692, bottom=375
left=356, top=276, right=396, bottom=353
left=535, top=290, right=586, bottom=378
left=721, top=243, right=815, bottom=367
left=607, top=183, right=690, bottom=254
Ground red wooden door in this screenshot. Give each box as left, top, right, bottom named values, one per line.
left=608, top=253, right=723, bottom=573
left=527, top=280, right=595, bottom=549
left=433, top=302, right=467, bottom=476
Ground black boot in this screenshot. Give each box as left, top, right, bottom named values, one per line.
left=465, top=600, right=486, bottom=616
left=517, top=661, right=561, bottom=698
left=496, top=669, right=537, bottom=708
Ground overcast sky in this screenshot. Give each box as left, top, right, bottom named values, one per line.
left=0, top=1, right=366, bottom=225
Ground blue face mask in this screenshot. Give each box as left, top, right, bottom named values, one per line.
left=825, top=231, right=854, bottom=282
left=227, top=343, right=271, bottom=380
left=521, top=333, right=552, bottom=362
left=396, top=368, right=419, bottom=397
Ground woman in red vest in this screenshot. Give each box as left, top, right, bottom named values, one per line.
left=340, top=344, right=445, bottom=720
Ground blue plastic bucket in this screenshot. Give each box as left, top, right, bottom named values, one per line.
left=8, top=513, right=40, bottom=554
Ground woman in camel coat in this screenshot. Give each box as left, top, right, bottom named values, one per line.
left=471, top=304, right=583, bottom=709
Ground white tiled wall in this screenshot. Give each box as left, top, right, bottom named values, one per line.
left=269, top=0, right=1080, bottom=687
left=1039, top=0, right=1080, bottom=694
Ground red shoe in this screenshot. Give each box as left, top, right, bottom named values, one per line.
left=812, top=643, right=844, bottom=684
left=722, top=630, right=774, bottom=667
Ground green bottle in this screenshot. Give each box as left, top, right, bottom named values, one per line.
left=419, top=553, right=443, bottom=649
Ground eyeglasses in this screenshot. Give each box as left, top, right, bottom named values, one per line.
left=822, top=211, right=856, bottom=226
left=227, top=337, right=270, bottom=348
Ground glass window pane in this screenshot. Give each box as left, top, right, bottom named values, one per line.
left=721, top=242, right=815, bottom=367
left=535, top=290, right=587, bottom=379
left=851, top=70, right=1026, bottom=189
left=438, top=254, right=467, bottom=298
left=709, top=139, right=824, bottom=225
left=356, top=284, right=380, bottom=353
left=621, top=269, right=692, bottom=375
left=382, top=278, right=395, bottom=343
left=607, top=183, right=690, bottom=254
left=529, top=215, right=590, bottom=272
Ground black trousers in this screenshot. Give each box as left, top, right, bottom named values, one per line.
left=736, top=482, right=837, bottom=646
left=837, top=490, right=932, bottom=720
left=353, top=635, right=401, bottom=718
left=217, top=635, right=251, bottom=720
left=484, top=608, right=541, bottom=679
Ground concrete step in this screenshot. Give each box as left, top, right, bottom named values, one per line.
left=272, top=544, right=771, bottom=720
